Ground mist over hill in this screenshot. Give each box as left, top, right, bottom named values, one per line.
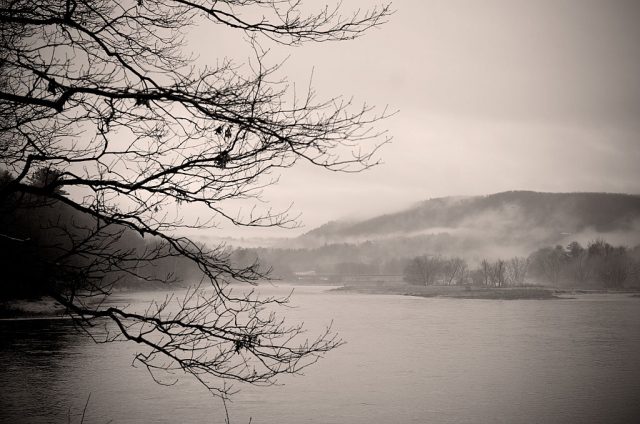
left=298, top=191, right=640, bottom=252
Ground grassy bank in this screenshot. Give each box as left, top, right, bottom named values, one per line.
left=331, top=283, right=558, bottom=300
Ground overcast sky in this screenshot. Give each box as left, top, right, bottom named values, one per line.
left=192, top=0, right=640, bottom=238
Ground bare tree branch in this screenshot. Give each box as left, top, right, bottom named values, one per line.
left=0, top=0, right=391, bottom=399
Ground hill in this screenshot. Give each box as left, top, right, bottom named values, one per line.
left=300, top=191, right=640, bottom=250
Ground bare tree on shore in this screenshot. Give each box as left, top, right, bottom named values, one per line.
left=506, top=257, right=529, bottom=286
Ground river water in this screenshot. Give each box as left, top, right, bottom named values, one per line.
left=1, top=285, right=640, bottom=424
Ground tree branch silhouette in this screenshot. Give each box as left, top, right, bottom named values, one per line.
left=0, top=0, right=391, bottom=397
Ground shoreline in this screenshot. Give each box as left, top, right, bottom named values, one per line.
left=3, top=284, right=639, bottom=320
left=329, top=283, right=640, bottom=300
left=0, top=297, right=66, bottom=320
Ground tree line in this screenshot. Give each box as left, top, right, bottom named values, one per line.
left=403, top=255, right=529, bottom=287
left=528, top=240, right=640, bottom=288
left=402, top=240, right=640, bottom=289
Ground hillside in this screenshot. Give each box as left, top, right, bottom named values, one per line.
left=300, top=191, right=640, bottom=248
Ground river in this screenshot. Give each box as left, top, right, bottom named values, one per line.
left=1, top=285, right=640, bottom=424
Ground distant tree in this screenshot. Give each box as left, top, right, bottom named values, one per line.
left=489, top=259, right=507, bottom=287
left=587, top=240, right=632, bottom=288
left=528, top=246, right=566, bottom=285
left=442, top=257, right=468, bottom=285
left=404, top=255, right=442, bottom=285
left=564, top=241, right=590, bottom=285
left=628, top=246, right=640, bottom=287
left=475, top=259, right=507, bottom=287
left=505, top=256, right=529, bottom=286
left=480, top=259, right=492, bottom=287
left=587, top=239, right=613, bottom=257
left=566, top=241, right=585, bottom=259
left=0, top=0, right=391, bottom=399
left=469, top=268, right=485, bottom=287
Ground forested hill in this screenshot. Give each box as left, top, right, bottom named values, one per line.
left=0, top=191, right=198, bottom=299
left=301, top=191, right=640, bottom=245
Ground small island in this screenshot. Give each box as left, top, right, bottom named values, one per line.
left=331, top=283, right=559, bottom=300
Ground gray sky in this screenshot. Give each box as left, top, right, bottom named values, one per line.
left=192, top=0, right=640, bottom=238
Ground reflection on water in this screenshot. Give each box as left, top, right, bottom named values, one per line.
left=1, top=286, right=640, bottom=424
left=0, top=319, right=90, bottom=423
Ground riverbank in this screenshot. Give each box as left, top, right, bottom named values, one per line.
left=331, top=283, right=640, bottom=300
left=332, top=283, right=557, bottom=300
left=0, top=297, right=66, bottom=319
